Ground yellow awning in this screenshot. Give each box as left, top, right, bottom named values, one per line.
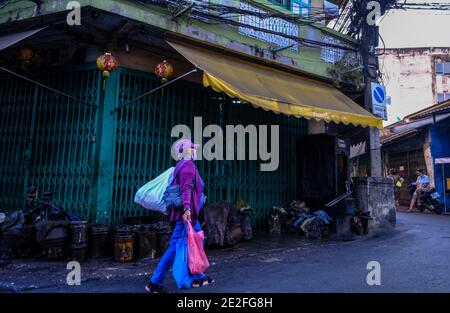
left=168, top=41, right=382, bottom=129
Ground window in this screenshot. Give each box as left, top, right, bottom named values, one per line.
left=292, top=1, right=300, bottom=14
left=435, top=61, right=450, bottom=75
left=437, top=93, right=450, bottom=103
left=270, top=0, right=290, bottom=9
left=267, top=1, right=312, bottom=17
left=320, top=34, right=355, bottom=64
left=445, top=63, right=450, bottom=75
left=291, top=0, right=311, bottom=17
left=239, top=2, right=299, bottom=51
left=436, top=63, right=443, bottom=74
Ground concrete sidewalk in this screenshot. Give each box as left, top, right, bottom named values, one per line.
left=0, top=231, right=347, bottom=292
left=26, top=212, right=448, bottom=293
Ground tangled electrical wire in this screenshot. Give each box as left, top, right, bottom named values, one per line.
left=160, top=0, right=342, bottom=23
left=136, top=0, right=360, bottom=53
left=392, top=1, right=450, bottom=10
left=0, top=0, right=23, bottom=9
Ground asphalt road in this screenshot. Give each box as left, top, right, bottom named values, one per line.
left=30, top=212, right=450, bottom=293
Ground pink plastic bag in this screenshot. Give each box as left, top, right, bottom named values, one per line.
left=187, top=222, right=210, bottom=274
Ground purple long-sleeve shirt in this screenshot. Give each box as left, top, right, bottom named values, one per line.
left=169, top=159, right=203, bottom=224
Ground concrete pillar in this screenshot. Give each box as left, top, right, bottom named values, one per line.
left=353, top=177, right=396, bottom=229
left=369, top=127, right=382, bottom=177
left=363, top=74, right=382, bottom=177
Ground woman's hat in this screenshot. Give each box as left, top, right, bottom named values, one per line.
left=174, top=139, right=199, bottom=153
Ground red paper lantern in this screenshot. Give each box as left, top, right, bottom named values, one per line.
left=96, top=52, right=118, bottom=78
left=17, top=45, right=36, bottom=65
left=154, top=60, right=174, bottom=83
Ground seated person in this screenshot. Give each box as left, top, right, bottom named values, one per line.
left=409, top=169, right=430, bottom=212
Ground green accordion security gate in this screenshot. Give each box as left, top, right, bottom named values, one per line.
left=0, top=65, right=100, bottom=221
left=0, top=64, right=307, bottom=228
left=111, top=67, right=308, bottom=228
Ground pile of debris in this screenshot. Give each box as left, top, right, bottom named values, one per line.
left=268, top=207, right=288, bottom=234
left=1, top=210, right=35, bottom=260
left=350, top=209, right=371, bottom=235
left=235, top=197, right=252, bottom=241
left=203, top=198, right=253, bottom=248
left=268, top=200, right=332, bottom=239
left=0, top=187, right=173, bottom=263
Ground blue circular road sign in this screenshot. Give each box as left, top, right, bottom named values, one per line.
left=373, top=86, right=385, bottom=104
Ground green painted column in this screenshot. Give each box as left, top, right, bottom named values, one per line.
left=22, top=84, right=40, bottom=208
left=92, top=72, right=118, bottom=222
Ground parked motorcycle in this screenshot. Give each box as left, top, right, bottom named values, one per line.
left=409, top=183, right=443, bottom=214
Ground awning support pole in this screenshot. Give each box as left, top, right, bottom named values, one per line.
left=114, top=67, right=198, bottom=112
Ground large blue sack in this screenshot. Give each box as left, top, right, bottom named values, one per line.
left=173, top=225, right=192, bottom=289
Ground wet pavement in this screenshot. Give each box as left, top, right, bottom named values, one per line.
left=1, top=211, right=450, bottom=292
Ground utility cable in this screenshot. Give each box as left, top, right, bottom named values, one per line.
left=115, top=67, right=198, bottom=111
left=0, top=66, right=98, bottom=107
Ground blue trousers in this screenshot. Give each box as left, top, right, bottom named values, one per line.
left=150, top=221, right=205, bottom=287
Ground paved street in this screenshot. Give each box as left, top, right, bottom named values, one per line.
left=1, top=0, right=449, bottom=300
left=17, top=211, right=449, bottom=293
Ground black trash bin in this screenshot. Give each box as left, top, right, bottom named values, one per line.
left=70, top=221, right=89, bottom=261
left=132, top=225, right=157, bottom=259
left=89, top=223, right=112, bottom=258
left=148, top=222, right=172, bottom=257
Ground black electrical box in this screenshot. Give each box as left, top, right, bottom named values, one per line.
left=297, top=134, right=350, bottom=209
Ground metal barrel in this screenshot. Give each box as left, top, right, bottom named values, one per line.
left=69, top=221, right=88, bottom=261
left=89, top=223, right=112, bottom=259
left=70, top=221, right=88, bottom=244
left=132, top=225, right=157, bottom=259
left=148, top=222, right=172, bottom=257
left=114, top=232, right=135, bottom=262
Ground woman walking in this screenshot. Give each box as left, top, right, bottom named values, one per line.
left=146, top=139, right=213, bottom=293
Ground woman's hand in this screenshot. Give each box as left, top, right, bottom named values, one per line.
left=182, top=209, right=191, bottom=223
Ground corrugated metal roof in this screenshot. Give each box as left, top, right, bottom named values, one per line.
left=381, top=128, right=419, bottom=145
left=405, top=100, right=450, bottom=120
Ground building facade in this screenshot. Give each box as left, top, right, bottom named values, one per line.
left=378, top=47, right=450, bottom=125
left=0, top=0, right=380, bottom=227
left=381, top=101, right=450, bottom=213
